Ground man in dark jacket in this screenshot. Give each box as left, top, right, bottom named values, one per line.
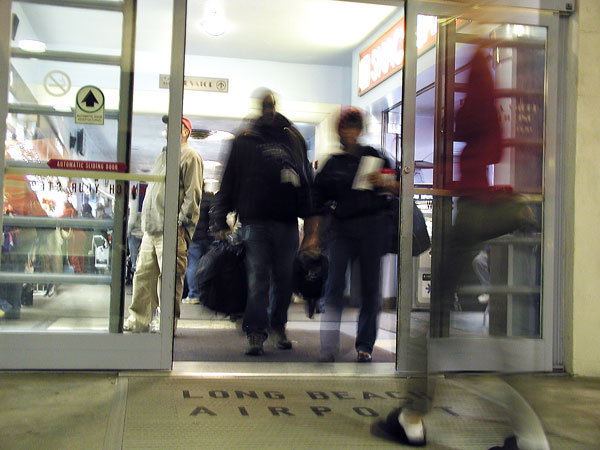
left=212, top=89, right=313, bottom=356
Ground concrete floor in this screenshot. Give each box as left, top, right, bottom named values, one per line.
left=1, top=371, right=598, bottom=449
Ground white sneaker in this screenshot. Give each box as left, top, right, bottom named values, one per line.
left=149, top=317, right=160, bottom=333
left=182, top=297, right=200, bottom=304
left=123, top=315, right=149, bottom=333
left=398, top=409, right=426, bottom=446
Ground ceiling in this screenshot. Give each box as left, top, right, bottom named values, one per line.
left=18, top=0, right=398, bottom=66
left=182, top=0, right=398, bottom=65
left=11, top=0, right=400, bottom=175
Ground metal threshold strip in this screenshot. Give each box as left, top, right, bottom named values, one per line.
left=137, top=361, right=400, bottom=378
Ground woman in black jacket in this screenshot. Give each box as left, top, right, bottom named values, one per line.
left=304, top=107, right=392, bottom=362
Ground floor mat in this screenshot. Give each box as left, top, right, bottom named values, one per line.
left=173, top=327, right=396, bottom=363
left=123, top=376, right=511, bottom=450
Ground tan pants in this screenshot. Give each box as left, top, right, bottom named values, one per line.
left=128, top=230, right=189, bottom=326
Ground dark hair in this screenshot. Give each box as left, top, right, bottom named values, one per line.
left=337, top=107, right=363, bottom=132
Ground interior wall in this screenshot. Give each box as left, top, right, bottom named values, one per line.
left=131, top=52, right=352, bottom=118
left=568, top=0, right=600, bottom=377
left=350, top=8, right=404, bottom=115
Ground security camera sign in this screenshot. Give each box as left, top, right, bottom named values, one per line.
left=75, top=85, right=105, bottom=125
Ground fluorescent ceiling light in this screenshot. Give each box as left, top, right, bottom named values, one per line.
left=18, top=39, right=46, bottom=53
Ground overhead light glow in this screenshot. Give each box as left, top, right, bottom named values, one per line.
left=204, top=130, right=234, bottom=141
left=203, top=160, right=222, bottom=169
left=200, top=1, right=227, bottom=37
left=513, top=25, right=526, bottom=37
left=18, top=39, right=46, bottom=53
left=53, top=104, right=72, bottom=113
left=304, top=3, right=395, bottom=47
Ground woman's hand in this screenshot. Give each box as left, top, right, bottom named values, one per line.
left=367, top=171, right=399, bottom=194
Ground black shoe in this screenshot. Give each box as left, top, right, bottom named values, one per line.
left=357, top=351, right=372, bottom=362
left=381, top=408, right=426, bottom=447
left=489, top=436, right=520, bottom=450
left=306, top=298, right=317, bottom=318
left=245, top=333, right=265, bottom=356
left=271, top=328, right=292, bottom=350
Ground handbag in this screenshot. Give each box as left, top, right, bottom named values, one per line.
left=384, top=198, right=431, bottom=256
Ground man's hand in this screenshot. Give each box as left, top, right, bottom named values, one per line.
left=300, top=232, right=319, bottom=251
left=213, top=229, right=231, bottom=241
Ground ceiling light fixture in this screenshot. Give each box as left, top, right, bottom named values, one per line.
left=201, top=1, right=227, bottom=37
left=18, top=39, right=46, bottom=53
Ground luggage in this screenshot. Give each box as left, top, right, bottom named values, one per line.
left=195, top=239, right=247, bottom=316
left=293, top=249, right=328, bottom=318
left=384, top=199, right=431, bottom=256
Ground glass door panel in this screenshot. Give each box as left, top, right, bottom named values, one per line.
left=1, top=0, right=183, bottom=370
left=400, top=1, right=557, bottom=372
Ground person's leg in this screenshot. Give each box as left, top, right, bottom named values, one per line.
left=269, top=223, right=298, bottom=328
left=240, top=224, right=272, bottom=354
left=3, top=257, right=22, bottom=319
left=173, top=229, right=190, bottom=321
left=185, top=241, right=202, bottom=300
left=127, top=233, right=159, bottom=329
left=472, top=249, right=490, bottom=286
left=128, top=235, right=142, bottom=272
left=355, top=215, right=384, bottom=359
left=320, top=234, right=352, bottom=359
left=269, top=222, right=299, bottom=348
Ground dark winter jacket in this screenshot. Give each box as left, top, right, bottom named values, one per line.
left=212, top=113, right=312, bottom=230
left=191, top=192, right=215, bottom=242
left=312, top=145, right=391, bottom=220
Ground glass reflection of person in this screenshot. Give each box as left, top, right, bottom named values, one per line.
left=383, top=48, right=549, bottom=450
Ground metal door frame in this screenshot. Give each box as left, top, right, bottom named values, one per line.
left=398, top=0, right=561, bottom=372
left=0, top=0, right=186, bottom=370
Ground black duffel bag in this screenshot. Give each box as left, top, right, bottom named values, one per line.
left=195, top=239, right=247, bottom=316
left=293, top=249, right=329, bottom=318
left=384, top=199, right=431, bottom=256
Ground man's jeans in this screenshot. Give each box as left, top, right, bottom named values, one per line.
left=185, top=239, right=212, bottom=299
left=320, top=214, right=384, bottom=355
left=128, top=235, right=142, bottom=271
left=240, top=221, right=299, bottom=338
